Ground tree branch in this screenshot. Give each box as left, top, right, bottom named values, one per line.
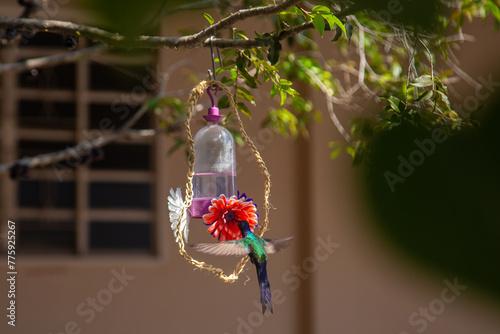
left=0, top=43, right=107, bottom=74
left=0, top=0, right=299, bottom=49
left=0, top=1, right=362, bottom=50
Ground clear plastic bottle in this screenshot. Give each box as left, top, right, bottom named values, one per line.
left=191, top=123, right=237, bottom=218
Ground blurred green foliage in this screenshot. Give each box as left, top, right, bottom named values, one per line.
left=364, top=98, right=500, bottom=301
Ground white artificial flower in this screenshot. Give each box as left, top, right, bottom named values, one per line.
left=168, top=187, right=190, bottom=243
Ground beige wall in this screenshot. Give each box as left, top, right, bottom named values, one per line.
left=2, top=1, right=500, bottom=334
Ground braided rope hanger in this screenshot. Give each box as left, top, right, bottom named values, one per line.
left=175, top=80, right=272, bottom=283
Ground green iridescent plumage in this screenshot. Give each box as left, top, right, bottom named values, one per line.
left=245, top=233, right=267, bottom=263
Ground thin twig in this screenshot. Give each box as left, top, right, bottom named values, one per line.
left=292, top=56, right=351, bottom=143
left=418, top=37, right=434, bottom=91
left=350, top=16, right=380, bottom=98
left=405, top=32, right=418, bottom=105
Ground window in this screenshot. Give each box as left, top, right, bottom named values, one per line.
left=1, top=32, right=165, bottom=257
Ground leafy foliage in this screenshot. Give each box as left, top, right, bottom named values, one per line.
left=118, top=0, right=500, bottom=161
left=346, top=73, right=480, bottom=165
left=310, top=5, right=346, bottom=37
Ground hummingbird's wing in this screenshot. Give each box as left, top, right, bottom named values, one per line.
left=191, top=240, right=250, bottom=256
left=168, top=187, right=189, bottom=243
left=263, top=237, right=294, bottom=254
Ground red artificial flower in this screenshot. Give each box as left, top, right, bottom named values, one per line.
left=203, top=193, right=258, bottom=241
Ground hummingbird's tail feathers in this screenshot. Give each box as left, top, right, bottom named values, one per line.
left=256, top=260, right=273, bottom=314
left=260, top=280, right=273, bottom=314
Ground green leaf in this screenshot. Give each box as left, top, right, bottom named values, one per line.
left=434, top=76, right=448, bottom=94
left=255, top=32, right=273, bottom=41
left=329, top=141, right=343, bottom=160
left=312, top=5, right=331, bottom=14
left=415, top=90, right=434, bottom=102
left=221, top=60, right=236, bottom=69
left=279, top=78, right=293, bottom=86
left=435, top=90, right=451, bottom=110
left=220, top=76, right=235, bottom=86
left=236, top=56, right=248, bottom=70
left=222, top=110, right=233, bottom=123
left=270, top=84, right=280, bottom=99
left=203, top=13, right=214, bottom=25
left=252, top=48, right=265, bottom=60
left=242, top=73, right=258, bottom=89
left=234, top=29, right=248, bottom=40
left=266, top=108, right=299, bottom=137
left=222, top=48, right=238, bottom=59
left=145, top=97, right=160, bottom=110
left=280, top=90, right=287, bottom=105
left=312, top=15, right=326, bottom=37
left=237, top=87, right=256, bottom=105
left=322, top=14, right=335, bottom=31
left=346, top=146, right=356, bottom=158
left=236, top=102, right=251, bottom=119
left=281, top=85, right=298, bottom=97
left=268, top=39, right=282, bottom=65
left=330, top=147, right=342, bottom=160
left=217, top=95, right=229, bottom=109
left=230, top=68, right=238, bottom=79
left=236, top=57, right=257, bottom=88
left=227, top=128, right=243, bottom=146
left=384, top=96, right=403, bottom=113
left=279, top=7, right=306, bottom=18
left=324, top=14, right=346, bottom=36
left=486, top=1, right=500, bottom=22
left=410, top=75, right=434, bottom=87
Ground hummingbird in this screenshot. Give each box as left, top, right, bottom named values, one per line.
left=192, top=220, right=293, bottom=314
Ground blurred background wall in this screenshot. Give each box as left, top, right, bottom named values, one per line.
left=1, top=1, right=500, bottom=334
